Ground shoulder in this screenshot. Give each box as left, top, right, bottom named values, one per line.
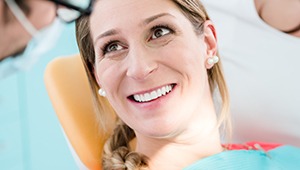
left=226, top=142, right=300, bottom=170
left=269, top=145, right=300, bottom=169
left=184, top=142, right=300, bottom=170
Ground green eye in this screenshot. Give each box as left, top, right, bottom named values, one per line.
left=102, top=41, right=124, bottom=55
left=106, top=43, right=122, bottom=52
left=151, top=27, right=171, bottom=39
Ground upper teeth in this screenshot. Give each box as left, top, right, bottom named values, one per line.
left=133, top=85, right=173, bottom=102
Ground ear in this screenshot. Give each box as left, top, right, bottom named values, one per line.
left=203, top=20, right=218, bottom=69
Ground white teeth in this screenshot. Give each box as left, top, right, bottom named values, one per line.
left=150, top=91, right=158, bottom=99
left=161, top=86, right=166, bottom=95
left=133, top=85, right=173, bottom=102
left=144, top=93, right=151, bottom=101
left=157, top=89, right=162, bottom=97
left=134, top=94, right=141, bottom=102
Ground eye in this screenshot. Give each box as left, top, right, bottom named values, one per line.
left=102, top=41, right=124, bottom=54
left=151, top=26, right=172, bottom=40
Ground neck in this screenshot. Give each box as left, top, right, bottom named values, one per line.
left=135, top=119, right=223, bottom=170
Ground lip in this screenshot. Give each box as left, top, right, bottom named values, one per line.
left=127, top=83, right=177, bottom=109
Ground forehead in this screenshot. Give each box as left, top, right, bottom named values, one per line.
left=91, top=0, right=178, bottom=18
left=90, top=0, right=183, bottom=36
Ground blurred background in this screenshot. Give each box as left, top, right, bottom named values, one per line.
left=0, top=23, right=78, bottom=170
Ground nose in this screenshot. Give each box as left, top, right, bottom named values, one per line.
left=126, top=47, right=158, bottom=80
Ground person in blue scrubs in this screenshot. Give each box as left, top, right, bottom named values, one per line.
left=0, top=0, right=93, bottom=169
left=0, top=0, right=93, bottom=78
left=76, top=0, right=300, bottom=169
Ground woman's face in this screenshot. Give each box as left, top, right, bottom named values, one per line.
left=90, top=0, right=216, bottom=138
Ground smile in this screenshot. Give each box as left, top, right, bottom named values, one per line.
left=130, top=84, right=175, bottom=103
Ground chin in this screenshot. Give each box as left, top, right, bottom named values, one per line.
left=136, top=122, right=182, bottom=139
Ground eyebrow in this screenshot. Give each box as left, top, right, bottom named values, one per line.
left=94, top=13, right=174, bottom=43
left=142, top=13, right=173, bottom=26
left=94, top=29, right=119, bottom=43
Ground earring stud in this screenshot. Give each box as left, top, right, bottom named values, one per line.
left=98, top=88, right=106, bottom=97
left=213, top=55, right=219, bottom=63
left=207, top=55, right=219, bottom=65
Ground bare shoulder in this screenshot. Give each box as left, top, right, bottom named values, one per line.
left=253, top=0, right=300, bottom=37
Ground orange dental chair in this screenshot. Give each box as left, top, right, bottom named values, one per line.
left=44, top=54, right=104, bottom=170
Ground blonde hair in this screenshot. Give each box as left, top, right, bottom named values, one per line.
left=76, top=0, right=230, bottom=169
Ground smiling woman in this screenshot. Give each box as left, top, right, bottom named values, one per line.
left=75, top=0, right=300, bottom=169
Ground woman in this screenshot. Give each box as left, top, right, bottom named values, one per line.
left=76, top=0, right=300, bottom=169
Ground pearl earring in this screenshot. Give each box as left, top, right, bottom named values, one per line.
left=207, top=55, right=219, bottom=65
left=98, top=88, right=106, bottom=97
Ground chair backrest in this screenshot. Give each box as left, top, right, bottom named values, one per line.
left=44, top=54, right=104, bottom=170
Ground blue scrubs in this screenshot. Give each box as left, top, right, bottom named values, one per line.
left=184, top=145, right=300, bottom=170
left=0, top=23, right=79, bottom=169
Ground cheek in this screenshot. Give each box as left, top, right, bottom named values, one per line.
left=95, top=61, right=123, bottom=95
left=96, top=64, right=110, bottom=84
left=161, top=40, right=206, bottom=72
